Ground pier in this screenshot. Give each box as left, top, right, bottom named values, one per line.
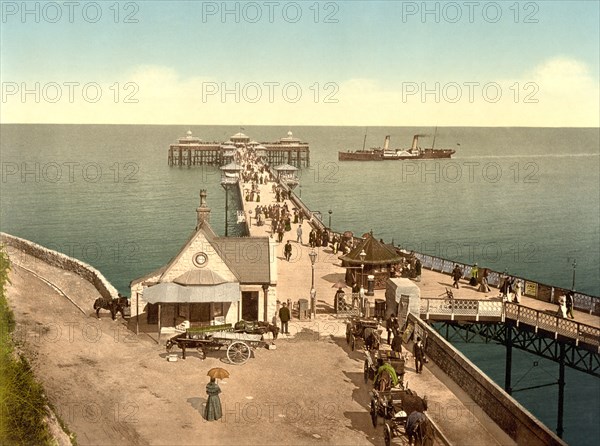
left=168, top=130, right=310, bottom=167
left=233, top=142, right=599, bottom=445
left=2, top=140, right=598, bottom=446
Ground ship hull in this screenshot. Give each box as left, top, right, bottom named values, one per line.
left=339, top=149, right=455, bottom=161
left=338, top=151, right=384, bottom=161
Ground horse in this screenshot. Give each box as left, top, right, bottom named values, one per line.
left=377, top=368, right=393, bottom=391
left=256, top=321, right=280, bottom=340
left=234, top=320, right=280, bottom=340
left=363, top=327, right=380, bottom=351
left=93, top=295, right=129, bottom=320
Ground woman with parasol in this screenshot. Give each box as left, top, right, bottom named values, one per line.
left=204, top=368, right=229, bottom=421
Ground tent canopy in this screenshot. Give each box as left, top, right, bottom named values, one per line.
left=339, top=233, right=403, bottom=266
left=143, top=282, right=240, bottom=304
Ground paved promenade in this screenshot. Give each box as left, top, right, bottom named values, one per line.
left=239, top=163, right=599, bottom=329
left=239, top=168, right=519, bottom=445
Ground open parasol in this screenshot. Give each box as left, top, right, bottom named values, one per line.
left=331, top=280, right=348, bottom=289
left=207, top=367, right=230, bottom=380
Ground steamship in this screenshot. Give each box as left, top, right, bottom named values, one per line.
left=338, top=133, right=456, bottom=161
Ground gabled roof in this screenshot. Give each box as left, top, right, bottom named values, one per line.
left=339, top=233, right=403, bottom=266
left=131, top=222, right=271, bottom=287
left=151, top=222, right=220, bottom=284
left=211, top=237, right=271, bottom=284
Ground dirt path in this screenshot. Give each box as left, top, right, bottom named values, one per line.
left=6, top=257, right=380, bottom=446
left=7, top=249, right=515, bottom=446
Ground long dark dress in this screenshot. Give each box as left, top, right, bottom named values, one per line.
left=204, top=381, right=222, bottom=421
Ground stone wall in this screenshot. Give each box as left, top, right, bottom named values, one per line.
left=1, top=232, right=119, bottom=302
left=408, top=313, right=566, bottom=446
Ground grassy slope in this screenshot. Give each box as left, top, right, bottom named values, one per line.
left=0, top=245, right=61, bottom=445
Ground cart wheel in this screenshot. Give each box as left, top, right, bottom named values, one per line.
left=227, top=341, right=251, bottom=365
left=384, top=423, right=392, bottom=446
left=363, top=360, right=369, bottom=383
left=351, top=334, right=356, bottom=351
left=370, top=399, right=378, bottom=427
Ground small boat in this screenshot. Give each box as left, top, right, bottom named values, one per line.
left=339, top=131, right=456, bottom=161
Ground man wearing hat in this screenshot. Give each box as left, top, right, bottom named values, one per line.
left=279, top=302, right=291, bottom=334
left=413, top=337, right=425, bottom=374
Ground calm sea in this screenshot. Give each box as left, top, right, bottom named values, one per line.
left=1, top=124, right=599, bottom=444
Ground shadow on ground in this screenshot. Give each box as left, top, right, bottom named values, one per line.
left=187, top=397, right=206, bottom=415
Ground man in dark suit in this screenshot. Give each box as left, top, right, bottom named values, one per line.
left=413, top=337, right=425, bottom=374
left=279, top=303, right=291, bottom=334
left=284, top=240, right=292, bottom=261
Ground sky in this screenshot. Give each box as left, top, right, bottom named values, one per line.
left=1, top=0, right=599, bottom=126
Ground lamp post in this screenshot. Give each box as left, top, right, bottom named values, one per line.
left=571, top=259, right=576, bottom=291
left=309, top=249, right=317, bottom=317
left=359, top=249, right=366, bottom=315
left=328, top=209, right=332, bottom=229
left=224, top=187, right=229, bottom=236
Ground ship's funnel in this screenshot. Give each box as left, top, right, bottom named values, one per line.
left=411, top=135, right=420, bottom=150
left=384, top=135, right=390, bottom=151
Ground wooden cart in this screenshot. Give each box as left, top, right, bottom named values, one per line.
left=345, top=317, right=381, bottom=351
left=364, top=349, right=406, bottom=386
left=369, top=387, right=427, bottom=428
left=165, top=324, right=267, bottom=364
left=384, top=410, right=434, bottom=446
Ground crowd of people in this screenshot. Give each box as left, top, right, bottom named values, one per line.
left=237, top=142, right=580, bottom=334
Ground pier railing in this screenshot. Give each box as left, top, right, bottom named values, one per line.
left=410, top=313, right=567, bottom=446
left=504, top=302, right=600, bottom=349
left=269, top=167, right=600, bottom=315
left=420, top=298, right=504, bottom=321
left=415, top=253, right=600, bottom=316
left=420, top=298, right=600, bottom=350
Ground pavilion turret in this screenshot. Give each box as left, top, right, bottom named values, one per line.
left=339, top=233, right=404, bottom=289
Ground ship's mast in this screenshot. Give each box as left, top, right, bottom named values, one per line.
left=432, top=127, right=438, bottom=150
left=362, top=128, right=367, bottom=151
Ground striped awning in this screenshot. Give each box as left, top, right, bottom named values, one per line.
left=143, top=282, right=240, bottom=304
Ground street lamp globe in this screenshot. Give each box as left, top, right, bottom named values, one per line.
left=309, top=249, right=317, bottom=265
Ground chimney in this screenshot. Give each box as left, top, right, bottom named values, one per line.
left=384, top=136, right=390, bottom=151
left=196, top=190, right=211, bottom=229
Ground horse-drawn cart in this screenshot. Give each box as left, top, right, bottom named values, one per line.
left=364, top=349, right=406, bottom=386
left=346, top=317, right=381, bottom=351
left=384, top=409, right=434, bottom=446
left=165, top=324, right=267, bottom=364
left=369, top=386, right=428, bottom=429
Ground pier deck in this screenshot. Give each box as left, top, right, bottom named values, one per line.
left=238, top=171, right=518, bottom=445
